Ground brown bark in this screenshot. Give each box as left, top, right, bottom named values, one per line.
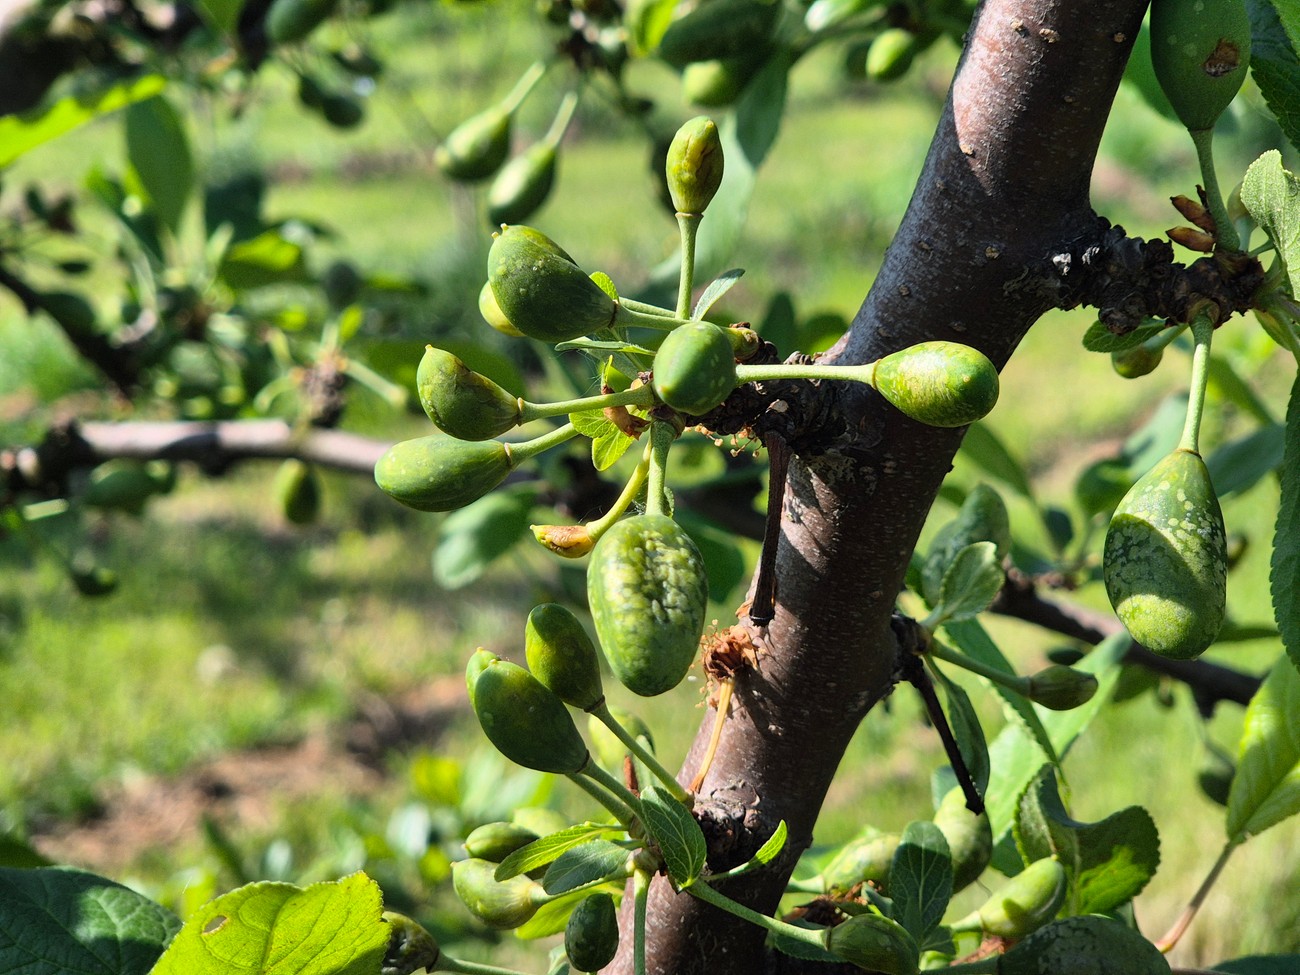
left=606, top=3, right=1151, bottom=973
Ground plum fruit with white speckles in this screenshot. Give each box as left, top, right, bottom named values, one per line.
left=1102, top=448, right=1226, bottom=660
left=870, top=341, right=1000, bottom=427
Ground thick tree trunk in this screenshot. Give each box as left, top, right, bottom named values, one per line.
left=606, top=2, right=1149, bottom=973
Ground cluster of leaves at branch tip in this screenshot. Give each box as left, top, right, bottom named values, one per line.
left=652, top=320, right=739, bottom=414
left=488, top=225, right=616, bottom=342
left=469, top=657, right=590, bottom=774
left=666, top=115, right=724, bottom=215
left=1103, top=448, right=1227, bottom=660
left=588, top=513, right=709, bottom=697
left=869, top=340, right=1000, bottom=427
left=417, top=344, right=523, bottom=441
left=1149, top=0, right=1251, bottom=132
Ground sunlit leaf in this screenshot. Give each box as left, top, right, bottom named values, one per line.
left=1226, top=655, right=1300, bottom=842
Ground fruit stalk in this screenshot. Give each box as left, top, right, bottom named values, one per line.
left=510, top=421, right=580, bottom=462
left=683, top=878, right=830, bottom=953
left=926, top=639, right=1028, bottom=696
left=584, top=442, right=653, bottom=543
left=633, top=868, right=651, bottom=975
left=590, top=700, right=691, bottom=803
left=500, top=60, right=548, bottom=117
left=520, top=383, right=657, bottom=424
left=580, top=760, right=647, bottom=822
left=676, top=211, right=701, bottom=319
left=645, top=420, right=676, bottom=517
left=435, top=955, right=533, bottom=975
left=1189, top=128, right=1239, bottom=253
left=1179, top=311, right=1215, bottom=455
left=733, top=361, right=876, bottom=384
left=565, top=770, right=638, bottom=825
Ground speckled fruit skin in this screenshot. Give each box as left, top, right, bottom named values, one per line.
left=470, top=659, right=589, bottom=774
left=999, top=915, right=1171, bottom=975
left=652, top=321, right=738, bottom=415
left=1103, top=448, right=1226, bottom=659
left=487, top=225, right=616, bottom=343
left=872, top=341, right=1000, bottom=427
left=417, top=346, right=521, bottom=441
left=587, top=514, right=708, bottom=697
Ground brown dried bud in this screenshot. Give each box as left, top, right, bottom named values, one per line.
left=531, top=523, right=595, bottom=558
left=1168, top=225, right=1216, bottom=253
left=1171, top=193, right=1216, bottom=233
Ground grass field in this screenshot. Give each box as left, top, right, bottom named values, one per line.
left=2, top=3, right=1298, bottom=967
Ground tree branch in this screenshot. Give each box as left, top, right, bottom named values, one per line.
left=609, top=3, right=1153, bottom=973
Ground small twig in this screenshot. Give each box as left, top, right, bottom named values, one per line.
left=899, top=648, right=984, bottom=813
left=1156, top=840, right=1238, bottom=954
left=748, top=432, right=790, bottom=626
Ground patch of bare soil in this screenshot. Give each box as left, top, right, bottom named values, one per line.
left=31, top=677, right=466, bottom=874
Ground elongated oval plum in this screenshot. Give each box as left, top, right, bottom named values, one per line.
left=976, top=856, right=1067, bottom=938
left=525, top=603, right=605, bottom=711
left=665, top=116, right=724, bottom=216
left=1102, top=448, right=1226, bottom=659
left=652, top=321, right=738, bottom=415
left=374, top=436, right=512, bottom=512
left=587, top=514, right=708, bottom=697
left=470, top=658, right=590, bottom=774
left=565, top=892, right=619, bottom=973
left=417, top=346, right=522, bottom=441
left=435, top=106, right=511, bottom=182
left=487, top=144, right=557, bottom=226
left=451, top=858, right=547, bottom=929
left=870, top=341, right=999, bottom=427
left=488, top=226, right=616, bottom=343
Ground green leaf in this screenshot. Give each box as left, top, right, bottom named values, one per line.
left=495, top=824, right=624, bottom=882
left=1080, top=318, right=1164, bottom=353
left=754, top=820, right=788, bottom=865
left=432, top=488, right=535, bottom=589
left=931, top=542, right=1003, bottom=626
left=571, top=409, right=638, bottom=471
left=1273, top=372, right=1300, bottom=674
left=957, top=422, right=1034, bottom=499
left=554, top=339, right=654, bottom=356
left=692, top=268, right=745, bottom=319
left=540, top=840, right=631, bottom=895
left=0, top=75, right=167, bottom=168
left=195, top=0, right=247, bottom=33
left=1208, top=423, right=1286, bottom=497
left=219, top=231, right=309, bottom=290
left=640, top=785, right=706, bottom=887
left=125, top=95, right=193, bottom=234
left=1242, top=150, right=1300, bottom=296
left=589, top=272, right=618, bottom=302
left=625, top=0, right=676, bottom=55
left=1215, top=956, right=1300, bottom=974
left=1013, top=765, right=1159, bottom=916
left=889, top=821, right=952, bottom=949
left=151, top=873, right=387, bottom=975
left=0, top=866, right=179, bottom=975
left=1248, top=1, right=1300, bottom=155
left=982, top=633, right=1128, bottom=849
left=926, top=661, right=991, bottom=798
left=0, top=833, right=51, bottom=868
left=1226, top=655, right=1300, bottom=841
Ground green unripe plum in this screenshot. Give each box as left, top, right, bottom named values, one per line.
left=488, top=225, right=617, bottom=343
left=588, top=514, right=708, bottom=697
left=652, top=321, right=738, bottom=415
left=865, top=27, right=919, bottom=82
left=1149, top=0, right=1251, bottom=132
left=465, top=648, right=499, bottom=708
left=381, top=911, right=441, bottom=975
left=525, top=603, right=605, bottom=711
left=1111, top=343, right=1164, bottom=378
left=435, top=106, right=512, bottom=182
left=665, top=116, right=724, bottom=215
left=70, top=563, right=118, bottom=598
left=478, top=281, right=525, bottom=336
left=274, top=458, right=322, bottom=525
left=320, top=93, right=364, bottom=129
left=487, top=144, right=557, bottom=226
left=84, top=460, right=160, bottom=515
left=998, top=915, right=1171, bottom=975
left=681, top=58, right=753, bottom=107
left=932, top=787, right=992, bottom=893
left=821, top=828, right=901, bottom=891
left=417, top=345, right=523, bottom=441
left=470, top=658, right=590, bottom=774
left=977, top=857, right=1067, bottom=939
left=1024, top=664, right=1099, bottom=711
left=825, top=913, right=919, bottom=975
left=464, top=821, right=540, bottom=862
left=266, top=0, right=339, bottom=45
left=565, top=892, right=620, bottom=973
left=870, top=341, right=1000, bottom=427
left=655, top=0, right=780, bottom=68
left=451, top=857, right=548, bottom=929
left=1103, top=448, right=1226, bottom=659
left=374, top=436, right=513, bottom=512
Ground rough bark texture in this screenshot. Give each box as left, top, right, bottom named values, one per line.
left=606, top=2, right=1150, bottom=973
